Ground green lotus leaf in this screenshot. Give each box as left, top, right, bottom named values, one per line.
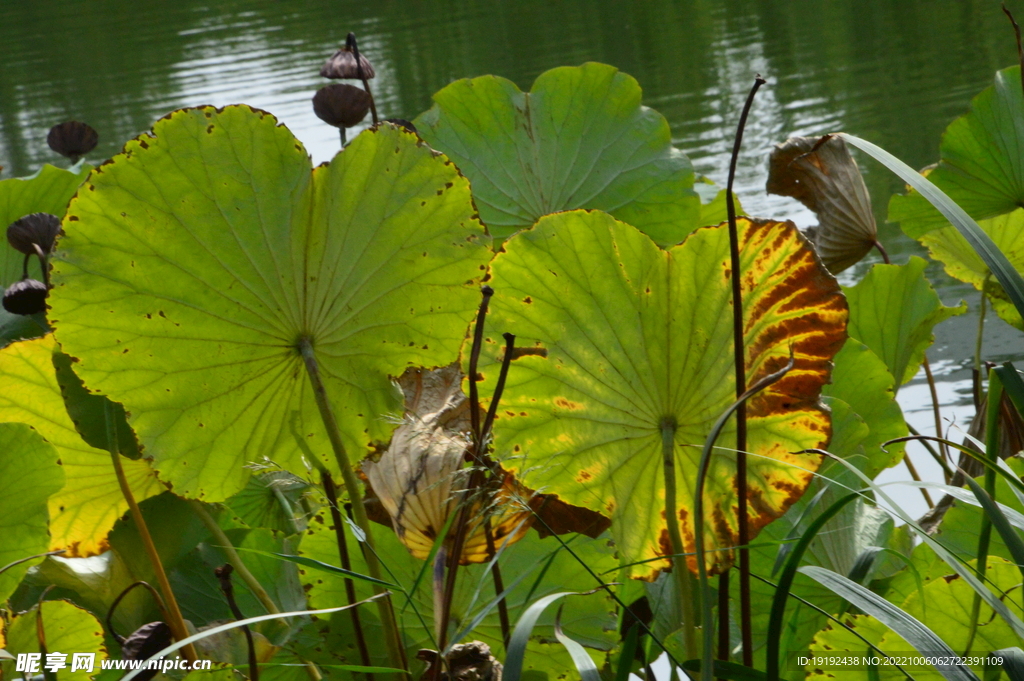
left=48, top=106, right=491, bottom=501
left=414, top=62, right=700, bottom=244
left=0, top=423, right=64, bottom=603
left=0, top=600, right=107, bottom=681
left=821, top=340, right=907, bottom=477
left=844, top=257, right=965, bottom=388
left=919, top=208, right=1024, bottom=330
left=0, top=308, right=47, bottom=349
left=477, top=210, right=847, bottom=578
left=0, top=336, right=163, bottom=555
left=807, top=557, right=1023, bottom=680
left=300, top=516, right=617, bottom=680
left=0, top=163, right=92, bottom=286
left=889, top=66, right=1024, bottom=238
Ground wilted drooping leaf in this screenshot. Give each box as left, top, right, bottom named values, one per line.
left=767, top=135, right=877, bottom=273
left=47, top=121, right=99, bottom=162
left=364, top=381, right=533, bottom=564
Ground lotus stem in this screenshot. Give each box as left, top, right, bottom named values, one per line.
left=105, top=401, right=198, bottom=663
left=187, top=500, right=288, bottom=622
left=320, top=469, right=374, bottom=679
left=901, top=451, right=934, bottom=508
left=106, top=581, right=169, bottom=644
left=297, top=337, right=407, bottom=674
left=662, top=418, right=698, bottom=664
left=974, top=277, right=990, bottom=412
left=717, top=571, right=730, bottom=664
left=725, top=74, right=765, bottom=668
left=964, top=368, right=1002, bottom=654
left=921, top=354, right=949, bottom=479
left=348, top=33, right=378, bottom=126
left=483, top=519, right=511, bottom=649
left=215, top=564, right=259, bottom=681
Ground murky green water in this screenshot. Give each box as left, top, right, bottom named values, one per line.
left=2, top=0, right=1021, bottom=514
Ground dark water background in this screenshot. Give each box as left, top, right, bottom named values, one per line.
left=3, top=0, right=1023, bottom=516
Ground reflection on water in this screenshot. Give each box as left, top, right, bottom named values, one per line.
left=1, top=0, right=1021, bottom=510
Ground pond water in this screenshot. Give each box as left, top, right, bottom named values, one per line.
left=2, top=0, right=1022, bottom=519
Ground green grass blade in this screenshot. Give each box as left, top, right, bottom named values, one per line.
left=798, top=566, right=980, bottom=681
left=994, top=647, right=1024, bottom=681
left=961, top=474, right=1024, bottom=580
left=120, top=594, right=391, bottom=681
left=615, top=624, right=640, bottom=681
left=503, top=590, right=598, bottom=681
left=231, top=546, right=399, bottom=588
left=553, top=605, right=601, bottom=681
left=808, top=450, right=1024, bottom=638
left=766, top=492, right=859, bottom=681
left=995, top=362, right=1024, bottom=418
left=839, top=132, right=1024, bottom=320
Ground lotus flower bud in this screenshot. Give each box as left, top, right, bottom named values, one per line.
left=3, top=278, right=47, bottom=315
left=7, top=212, right=62, bottom=256
left=312, top=84, right=372, bottom=128
left=47, top=121, right=98, bottom=162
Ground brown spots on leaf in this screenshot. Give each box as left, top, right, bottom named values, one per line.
left=554, top=397, right=582, bottom=410
left=577, top=470, right=592, bottom=482
left=523, top=296, right=532, bottom=304
left=139, top=139, right=149, bottom=149
left=509, top=346, right=547, bottom=359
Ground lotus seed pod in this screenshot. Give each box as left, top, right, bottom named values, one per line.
left=7, top=212, right=62, bottom=255
left=312, top=84, right=372, bottom=128
left=320, top=36, right=375, bottom=80
left=3, top=278, right=48, bottom=315
left=47, top=121, right=99, bottom=162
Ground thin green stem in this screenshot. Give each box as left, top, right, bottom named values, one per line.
left=297, top=337, right=407, bottom=673
left=321, top=468, right=374, bottom=679
left=662, top=419, right=698, bottom=662
left=105, top=401, right=198, bottom=663
left=188, top=500, right=286, bottom=619
left=974, top=277, right=990, bottom=411
left=964, top=368, right=1002, bottom=654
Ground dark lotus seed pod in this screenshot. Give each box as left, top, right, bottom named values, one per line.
left=121, top=622, right=173, bottom=681
left=383, top=118, right=417, bottom=134
left=47, top=121, right=99, bottom=162
left=313, top=84, right=372, bottom=128
left=320, top=43, right=375, bottom=80
left=7, top=212, right=62, bottom=255
left=3, top=278, right=47, bottom=315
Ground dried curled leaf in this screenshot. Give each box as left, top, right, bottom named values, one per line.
left=767, top=134, right=877, bottom=273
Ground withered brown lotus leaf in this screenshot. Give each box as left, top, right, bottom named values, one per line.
left=7, top=212, right=62, bottom=256
left=320, top=46, right=375, bottom=80
left=363, top=415, right=533, bottom=564
left=767, top=134, right=877, bottom=273
left=47, top=121, right=99, bottom=162
left=312, top=84, right=372, bottom=129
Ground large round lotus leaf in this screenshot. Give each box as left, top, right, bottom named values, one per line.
left=919, top=207, right=1024, bottom=330
left=0, top=600, right=107, bottom=681
left=414, top=62, right=700, bottom=244
left=48, top=106, right=491, bottom=501
left=301, top=514, right=617, bottom=679
left=821, top=340, right=907, bottom=478
left=478, top=210, right=847, bottom=578
left=843, top=258, right=965, bottom=387
left=0, top=336, right=163, bottom=556
left=889, top=66, right=1024, bottom=238
left=0, top=422, right=64, bottom=603
left=0, top=163, right=92, bottom=286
